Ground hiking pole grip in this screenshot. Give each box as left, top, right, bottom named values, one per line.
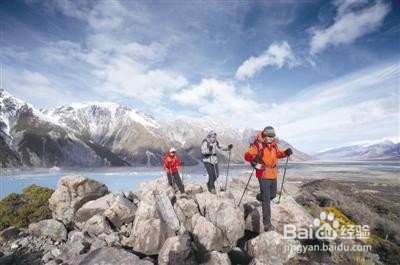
left=278, top=156, right=289, bottom=204
left=237, top=168, right=255, bottom=207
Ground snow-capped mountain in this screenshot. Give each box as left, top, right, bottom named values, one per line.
left=0, top=89, right=127, bottom=167
left=316, top=137, right=400, bottom=160
left=1, top=89, right=311, bottom=168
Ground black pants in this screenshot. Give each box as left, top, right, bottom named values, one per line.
left=204, top=162, right=219, bottom=191
left=258, top=178, right=277, bottom=225
left=167, top=172, right=185, bottom=193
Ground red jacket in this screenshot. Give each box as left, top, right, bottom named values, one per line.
left=163, top=153, right=182, bottom=174
left=244, top=132, right=287, bottom=179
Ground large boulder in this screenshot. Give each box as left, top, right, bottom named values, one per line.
left=103, top=195, right=137, bottom=227
left=49, top=176, right=108, bottom=225
left=155, top=192, right=180, bottom=232
left=123, top=218, right=174, bottom=256
left=196, top=191, right=245, bottom=251
left=200, top=251, right=232, bottom=265
left=158, top=234, right=197, bottom=265
left=174, top=198, right=200, bottom=232
left=0, top=227, right=20, bottom=242
left=65, top=247, right=150, bottom=265
left=244, top=196, right=313, bottom=234
left=192, top=214, right=224, bottom=252
left=28, top=219, right=67, bottom=241
left=246, top=231, right=300, bottom=265
left=74, top=193, right=116, bottom=224
left=82, top=215, right=113, bottom=236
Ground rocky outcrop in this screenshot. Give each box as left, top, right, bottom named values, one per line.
left=0, top=227, right=20, bottom=242
left=65, top=247, right=151, bottom=265
left=1, top=175, right=360, bottom=265
left=158, top=234, right=197, bottom=265
left=28, top=219, right=67, bottom=242
left=246, top=231, right=300, bottom=265
left=48, top=176, right=108, bottom=225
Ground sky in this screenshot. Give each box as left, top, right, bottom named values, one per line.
left=0, top=0, right=399, bottom=153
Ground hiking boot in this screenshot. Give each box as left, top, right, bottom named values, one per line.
left=210, top=189, right=217, bottom=194
left=264, top=224, right=275, bottom=232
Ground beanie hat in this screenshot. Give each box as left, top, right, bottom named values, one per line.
left=169, top=147, right=176, bottom=153
left=208, top=131, right=217, bottom=137
left=262, top=126, right=276, bottom=137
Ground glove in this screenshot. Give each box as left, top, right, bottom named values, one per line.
left=208, top=145, right=213, bottom=152
left=285, top=148, right=293, bottom=156
left=250, top=159, right=258, bottom=168
left=228, top=144, right=233, bottom=149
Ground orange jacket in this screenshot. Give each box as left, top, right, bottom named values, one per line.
left=244, top=132, right=287, bottom=179
left=163, top=153, right=182, bottom=174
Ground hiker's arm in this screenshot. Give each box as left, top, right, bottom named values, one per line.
left=276, top=146, right=288, bottom=158
left=244, top=144, right=258, bottom=162
left=201, top=141, right=211, bottom=155
left=217, top=141, right=230, bottom=151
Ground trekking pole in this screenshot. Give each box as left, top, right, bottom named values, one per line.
left=224, top=149, right=231, bottom=191
left=277, top=156, right=289, bottom=204
left=237, top=168, right=255, bottom=207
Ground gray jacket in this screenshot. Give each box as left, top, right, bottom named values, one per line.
left=201, top=138, right=229, bottom=164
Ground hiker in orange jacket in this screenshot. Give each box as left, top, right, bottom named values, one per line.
left=244, top=126, right=292, bottom=232
left=163, top=147, right=186, bottom=197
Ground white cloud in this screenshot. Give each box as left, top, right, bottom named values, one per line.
left=173, top=62, right=399, bottom=153
left=235, top=41, right=298, bottom=80
left=310, top=0, right=390, bottom=55
left=173, top=79, right=262, bottom=119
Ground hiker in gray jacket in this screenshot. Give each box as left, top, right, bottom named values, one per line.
left=201, top=131, right=233, bottom=194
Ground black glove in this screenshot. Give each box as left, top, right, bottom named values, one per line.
left=228, top=144, right=233, bottom=149
left=285, top=148, right=293, bottom=156
left=250, top=159, right=258, bottom=168
left=208, top=145, right=213, bottom=152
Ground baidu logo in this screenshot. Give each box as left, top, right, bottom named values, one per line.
left=283, top=211, right=370, bottom=240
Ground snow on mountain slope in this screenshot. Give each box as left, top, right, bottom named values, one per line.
left=0, top=89, right=124, bottom=167
left=317, top=137, right=400, bottom=160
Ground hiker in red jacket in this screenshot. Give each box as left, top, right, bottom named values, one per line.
left=163, top=148, right=186, bottom=197
left=244, top=126, right=292, bottom=232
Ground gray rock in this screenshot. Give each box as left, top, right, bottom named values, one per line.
left=99, top=232, right=120, bottom=247
left=58, top=241, right=90, bottom=261
left=74, top=193, right=116, bottom=224
left=67, top=231, right=94, bottom=245
left=186, top=183, right=204, bottom=197
left=0, top=227, right=20, bottom=242
left=49, top=175, right=108, bottom=225
left=103, top=195, right=137, bottom=227
left=28, top=219, right=67, bottom=241
left=158, top=234, right=197, bottom=265
left=192, top=214, right=224, bottom=252
left=200, top=251, right=232, bottom=265
left=90, top=238, right=107, bottom=251
left=246, top=231, right=300, bottom=265
left=174, top=198, right=200, bottom=232
left=123, top=218, right=174, bottom=256
left=41, top=251, right=55, bottom=263
left=155, top=192, right=180, bottom=232
left=66, top=247, right=143, bottom=265
left=82, top=215, right=113, bottom=236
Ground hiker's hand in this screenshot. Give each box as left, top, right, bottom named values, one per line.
left=228, top=144, right=233, bottom=149
left=208, top=145, right=213, bottom=152
left=250, top=159, right=258, bottom=168
left=285, top=148, right=293, bottom=156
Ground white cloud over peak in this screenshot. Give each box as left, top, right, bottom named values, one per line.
left=235, top=41, right=298, bottom=80
left=310, top=0, right=390, bottom=55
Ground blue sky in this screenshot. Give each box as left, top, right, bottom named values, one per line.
left=1, top=0, right=399, bottom=153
